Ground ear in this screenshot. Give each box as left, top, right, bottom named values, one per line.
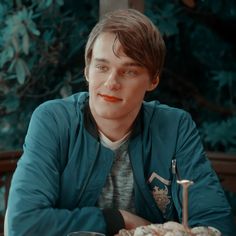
left=147, top=76, right=159, bottom=91
left=84, top=67, right=89, bottom=82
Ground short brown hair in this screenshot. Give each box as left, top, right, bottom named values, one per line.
left=85, top=9, right=166, bottom=80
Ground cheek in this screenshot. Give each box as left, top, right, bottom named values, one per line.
left=88, top=71, right=97, bottom=87
left=128, top=81, right=150, bottom=95
left=88, top=77, right=102, bottom=92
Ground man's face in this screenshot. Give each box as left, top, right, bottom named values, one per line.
left=86, top=32, right=158, bottom=122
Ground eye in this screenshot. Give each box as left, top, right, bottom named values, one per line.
left=95, top=64, right=108, bottom=72
left=122, top=69, right=138, bottom=77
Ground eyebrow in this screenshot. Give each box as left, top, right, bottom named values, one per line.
left=93, top=58, right=143, bottom=67
left=94, top=58, right=108, bottom=63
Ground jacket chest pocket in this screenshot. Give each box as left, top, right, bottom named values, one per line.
left=147, top=172, right=177, bottom=220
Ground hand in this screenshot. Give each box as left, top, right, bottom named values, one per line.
left=119, top=210, right=151, bottom=230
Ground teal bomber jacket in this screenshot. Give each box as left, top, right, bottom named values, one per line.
left=7, top=92, right=236, bottom=235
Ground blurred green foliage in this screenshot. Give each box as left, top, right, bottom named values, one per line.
left=0, top=0, right=235, bottom=153
left=146, top=0, right=236, bottom=153
left=0, top=0, right=98, bottom=150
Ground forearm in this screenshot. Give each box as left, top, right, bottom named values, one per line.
left=7, top=204, right=106, bottom=236
left=7, top=159, right=107, bottom=236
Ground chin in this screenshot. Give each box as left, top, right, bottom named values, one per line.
left=95, top=109, right=123, bottom=120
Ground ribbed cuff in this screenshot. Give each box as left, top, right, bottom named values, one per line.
left=102, top=208, right=125, bottom=236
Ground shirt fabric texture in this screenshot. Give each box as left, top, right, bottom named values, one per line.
left=98, top=136, right=135, bottom=213
left=7, top=92, right=236, bottom=236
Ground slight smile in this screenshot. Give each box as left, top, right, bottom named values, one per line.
left=99, top=94, right=123, bottom=102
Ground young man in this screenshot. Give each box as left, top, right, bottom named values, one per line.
left=6, top=9, right=236, bottom=236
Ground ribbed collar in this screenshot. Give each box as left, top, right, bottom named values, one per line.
left=83, top=99, right=143, bottom=142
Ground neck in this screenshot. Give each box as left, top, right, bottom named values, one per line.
left=90, top=111, right=139, bottom=142
left=98, top=117, right=135, bottom=141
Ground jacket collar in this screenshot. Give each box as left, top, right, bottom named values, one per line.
left=83, top=98, right=143, bottom=141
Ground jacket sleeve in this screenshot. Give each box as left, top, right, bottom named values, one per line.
left=6, top=103, right=108, bottom=236
left=172, top=111, right=236, bottom=236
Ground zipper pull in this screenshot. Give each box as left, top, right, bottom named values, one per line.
left=172, top=159, right=177, bottom=175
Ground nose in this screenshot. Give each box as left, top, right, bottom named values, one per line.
left=104, top=71, right=121, bottom=90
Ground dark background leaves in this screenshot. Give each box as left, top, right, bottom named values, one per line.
left=0, top=0, right=235, bottom=153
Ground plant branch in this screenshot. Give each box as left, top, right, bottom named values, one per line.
left=164, top=69, right=236, bottom=116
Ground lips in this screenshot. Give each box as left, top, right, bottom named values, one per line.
left=99, top=94, right=123, bottom=102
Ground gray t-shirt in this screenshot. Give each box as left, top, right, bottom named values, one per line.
left=97, top=132, right=135, bottom=213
